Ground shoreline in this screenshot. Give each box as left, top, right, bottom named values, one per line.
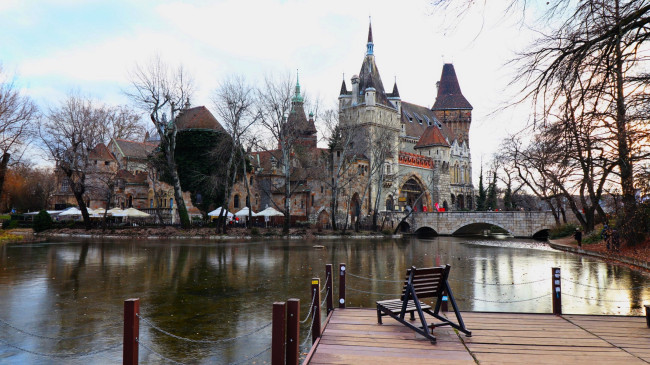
left=35, top=227, right=403, bottom=241
left=548, top=237, right=650, bottom=272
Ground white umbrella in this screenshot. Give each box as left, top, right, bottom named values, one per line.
left=90, top=208, right=108, bottom=218
left=208, top=207, right=233, bottom=217
left=113, top=207, right=150, bottom=218
left=234, top=207, right=256, bottom=217
left=107, top=208, right=124, bottom=215
left=59, top=207, right=82, bottom=216
left=256, top=207, right=284, bottom=217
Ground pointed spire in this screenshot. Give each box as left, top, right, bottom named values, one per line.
left=340, top=78, right=348, bottom=95
left=366, top=19, right=374, bottom=56
left=292, top=69, right=304, bottom=103
left=391, top=77, right=400, bottom=98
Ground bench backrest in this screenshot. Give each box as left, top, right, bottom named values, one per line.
left=400, top=265, right=449, bottom=300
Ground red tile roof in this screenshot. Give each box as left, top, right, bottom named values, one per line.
left=175, top=106, right=225, bottom=131
left=414, top=125, right=449, bottom=149
left=89, top=143, right=116, bottom=161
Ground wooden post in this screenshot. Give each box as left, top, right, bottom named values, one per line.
left=645, top=305, right=650, bottom=328
left=552, top=267, right=562, bottom=315
left=325, top=264, right=333, bottom=314
left=272, top=302, right=286, bottom=365
left=123, top=298, right=139, bottom=365
left=311, top=278, right=321, bottom=344
left=339, top=263, right=346, bottom=309
left=286, top=299, right=300, bottom=365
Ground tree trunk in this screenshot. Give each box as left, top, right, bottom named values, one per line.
left=166, top=150, right=190, bottom=228
left=614, top=0, right=636, bottom=220
left=0, top=153, right=10, bottom=203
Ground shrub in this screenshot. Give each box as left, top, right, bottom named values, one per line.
left=549, top=223, right=578, bottom=239
left=582, top=231, right=602, bottom=245
left=33, top=210, right=53, bottom=232
left=2, top=220, right=18, bottom=229
left=382, top=228, right=393, bottom=235
left=251, top=227, right=260, bottom=236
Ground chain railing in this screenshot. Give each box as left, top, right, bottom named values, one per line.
left=137, top=314, right=271, bottom=344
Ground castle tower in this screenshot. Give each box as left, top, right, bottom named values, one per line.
left=431, top=64, right=472, bottom=145
left=284, top=73, right=317, bottom=149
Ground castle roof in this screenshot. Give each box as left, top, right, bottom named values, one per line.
left=388, top=81, right=400, bottom=98
left=414, top=125, right=450, bottom=149
left=111, top=139, right=157, bottom=160
left=401, top=102, right=455, bottom=140
left=89, top=143, right=116, bottom=161
left=340, top=79, right=348, bottom=95
left=287, top=101, right=317, bottom=136
left=175, top=106, right=225, bottom=131
left=353, top=24, right=395, bottom=109
left=431, top=64, right=472, bottom=110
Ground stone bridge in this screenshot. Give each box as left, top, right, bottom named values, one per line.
left=404, top=211, right=556, bottom=238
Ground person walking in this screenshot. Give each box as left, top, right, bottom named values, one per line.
left=574, top=228, right=583, bottom=248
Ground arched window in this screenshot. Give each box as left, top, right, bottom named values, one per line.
left=234, top=194, right=240, bottom=209
left=386, top=195, right=394, bottom=211
left=170, top=198, right=173, bottom=209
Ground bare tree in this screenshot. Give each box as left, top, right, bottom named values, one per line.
left=100, top=105, right=147, bottom=142
left=40, top=95, right=106, bottom=229
left=256, top=73, right=298, bottom=234
left=212, top=75, right=257, bottom=232
left=0, top=66, right=38, bottom=202
left=320, top=110, right=366, bottom=230
left=127, top=56, right=193, bottom=228
left=435, top=0, right=650, bottom=242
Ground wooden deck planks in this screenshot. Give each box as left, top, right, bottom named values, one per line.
left=306, top=309, right=650, bottom=365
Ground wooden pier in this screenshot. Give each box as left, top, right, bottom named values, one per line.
left=304, top=309, right=650, bottom=364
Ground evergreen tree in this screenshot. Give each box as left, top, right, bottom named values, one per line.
left=486, top=170, right=498, bottom=211
left=476, top=167, right=486, bottom=211
left=503, top=185, right=513, bottom=211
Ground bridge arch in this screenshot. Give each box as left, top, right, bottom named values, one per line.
left=451, top=221, right=515, bottom=237
left=414, top=226, right=438, bottom=238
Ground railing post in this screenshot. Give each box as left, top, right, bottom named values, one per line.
left=286, top=299, right=300, bottom=365
left=311, top=278, right=321, bottom=344
left=325, top=264, right=333, bottom=314
left=339, top=263, right=346, bottom=309
left=552, top=267, right=562, bottom=315
left=123, top=298, right=139, bottom=365
left=272, top=302, right=286, bottom=365
left=645, top=305, right=649, bottom=328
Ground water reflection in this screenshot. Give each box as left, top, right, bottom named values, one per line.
left=0, top=237, right=648, bottom=364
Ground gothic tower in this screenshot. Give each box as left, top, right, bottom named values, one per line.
left=431, top=64, right=472, bottom=145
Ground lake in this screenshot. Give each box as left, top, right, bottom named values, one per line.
left=1, top=236, right=648, bottom=364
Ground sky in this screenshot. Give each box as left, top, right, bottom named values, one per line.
left=0, top=0, right=542, bottom=182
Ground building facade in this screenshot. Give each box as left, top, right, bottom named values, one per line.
left=337, top=24, right=475, bottom=215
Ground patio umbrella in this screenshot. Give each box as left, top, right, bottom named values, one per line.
left=113, top=207, right=150, bottom=217
left=256, top=207, right=284, bottom=217
left=234, top=207, right=256, bottom=217
left=107, top=208, right=124, bottom=215
left=208, top=207, right=233, bottom=217
left=58, top=207, right=82, bottom=216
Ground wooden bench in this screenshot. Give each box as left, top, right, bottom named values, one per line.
left=376, top=265, right=471, bottom=344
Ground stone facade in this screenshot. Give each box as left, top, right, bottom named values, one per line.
left=338, top=24, right=475, bottom=214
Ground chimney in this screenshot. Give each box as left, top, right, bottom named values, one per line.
left=351, top=75, right=360, bottom=105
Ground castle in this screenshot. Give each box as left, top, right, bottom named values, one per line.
left=335, top=23, right=475, bottom=215
left=51, top=24, right=475, bottom=225
left=236, top=23, right=475, bottom=225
